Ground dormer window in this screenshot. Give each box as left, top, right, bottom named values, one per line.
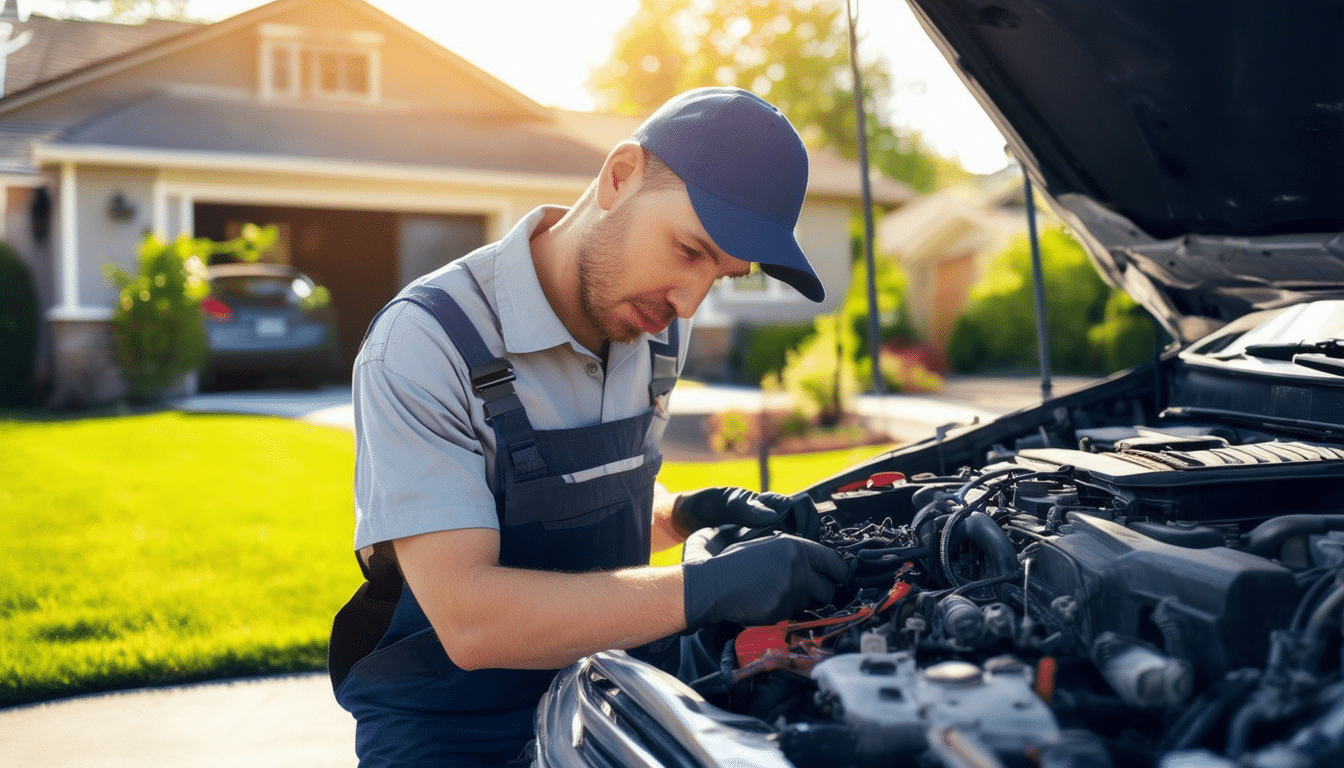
left=314, top=49, right=370, bottom=98
left=266, top=41, right=301, bottom=99
left=258, top=24, right=381, bottom=103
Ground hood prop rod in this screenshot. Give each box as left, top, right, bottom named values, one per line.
left=848, top=0, right=883, bottom=395
left=1023, top=172, right=1053, bottom=401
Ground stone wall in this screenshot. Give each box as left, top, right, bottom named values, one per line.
left=47, top=320, right=125, bottom=408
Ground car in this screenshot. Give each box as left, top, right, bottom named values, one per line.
left=198, top=262, right=340, bottom=390
left=528, top=2, right=1344, bottom=767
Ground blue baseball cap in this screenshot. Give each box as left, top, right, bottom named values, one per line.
left=632, top=87, right=824, bottom=302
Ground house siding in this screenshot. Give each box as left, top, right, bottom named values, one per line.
left=71, top=165, right=156, bottom=310
left=707, top=199, right=851, bottom=326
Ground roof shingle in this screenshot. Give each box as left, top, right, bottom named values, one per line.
left=2, top=13, right=197, bottom=98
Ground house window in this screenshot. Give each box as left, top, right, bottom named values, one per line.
left=266, top=43, right=301, bottom=99
left=258, top=24, right=381, bottom=103
left=313, top=49, right=373, bottom=99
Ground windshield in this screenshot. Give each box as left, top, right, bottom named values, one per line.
left=1181, top=299, right=1344, bottom=379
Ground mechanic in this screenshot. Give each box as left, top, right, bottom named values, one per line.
left=328, top=87, right=849, bottom=767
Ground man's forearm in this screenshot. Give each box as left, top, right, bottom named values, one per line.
left=396, top=529, right=687, bottom=671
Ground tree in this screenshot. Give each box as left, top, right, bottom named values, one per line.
left=588, top=0, right=953, bottom=192
left=41, top=1, right=192, bottom=22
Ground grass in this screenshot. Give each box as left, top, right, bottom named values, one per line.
left=0, top=411, right=356, bottom=706
left=0, top=410, right=892, bottom=706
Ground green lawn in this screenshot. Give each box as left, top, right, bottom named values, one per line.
left=0, top=410, right=890, bottom=706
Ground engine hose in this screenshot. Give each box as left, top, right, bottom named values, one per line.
left=910, top=496, right=954, bottom=535
left=1305, top=580, right=1344, bottom=640
left=937, top=501, right=998, bottom=587
left=939, top=507, right=971, bottom=587
left=952, top=466, right=1030, bottom=502
left=1225, top=700, right=1263, bottom=758
left=855, top=544, right=930, bottom=561
left=686, top=639, right=738, bottom=697
left=1291, top=570, right=1339, bottom=630
left=940, top=510, right=1019, bottom=592
left=952, top=466, right=1075, bottom=503
left=1242, top=514, right=1344, bottom=558
left=1159, top=668, right=1261, bottom=751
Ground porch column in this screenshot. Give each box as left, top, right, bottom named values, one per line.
left=56, top=161, right=77, bottom=312
left=177, top=193, right=193, bottom=237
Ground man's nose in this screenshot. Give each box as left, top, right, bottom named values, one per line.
left=668, top=275, right=716, bottom=319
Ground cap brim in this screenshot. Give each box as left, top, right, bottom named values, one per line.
left=683, top=180, right=826, bottom=303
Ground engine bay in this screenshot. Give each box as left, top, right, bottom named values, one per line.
left=684, top=428, right=1344, bottom=768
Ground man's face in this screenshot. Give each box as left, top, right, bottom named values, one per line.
left=577, top=186, right=751, bottom=344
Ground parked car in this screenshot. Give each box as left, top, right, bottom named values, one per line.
left=199, top=262, right=340, bottom=390
left=530, top=2, right=1344, bottom=767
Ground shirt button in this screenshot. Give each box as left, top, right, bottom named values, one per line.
left=585, top=362, right=600, bottom=376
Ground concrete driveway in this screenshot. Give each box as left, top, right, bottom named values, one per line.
left=1, top=375, right=1096, bottom=767
left=169, top=375, right=1093, bottom=458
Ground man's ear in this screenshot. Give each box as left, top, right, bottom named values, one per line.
left=596, top=142, right=646, bottom=211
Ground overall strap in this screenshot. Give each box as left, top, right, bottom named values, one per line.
left=646, top=319, right=679, bottom=405
left=397, top=284, right=548, bottom=483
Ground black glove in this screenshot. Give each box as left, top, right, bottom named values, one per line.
left=682, top=532, right=848, bottom=630
left=672, top=486, right=794, bottom=537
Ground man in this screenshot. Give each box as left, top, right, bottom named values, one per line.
left=330, top=87, right=848, bottom=767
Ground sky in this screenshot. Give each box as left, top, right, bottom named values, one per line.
left=25, top=0, right=1012, bottom=174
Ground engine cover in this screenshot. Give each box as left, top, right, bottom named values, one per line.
left=1014, top=443, right=1344, bottom=525
left=1030, top=512, right=1297, bottom=682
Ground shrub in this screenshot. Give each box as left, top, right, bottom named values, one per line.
left=735, top=322, right=815, bottom=384
left=862, top=345, right=944, bottom=394
left=1088, top=290, right=1159, bottom=372
left=766, top=313, right=860, bottom=427
left=0, top=242, right=39, bottom=407
left=842, top=250, right=918, bottom=360
left=104, top=226, right=276, bottom=402
left=947, top=226, right=1112, bottom=374
left=702, top=407, right=833, bottom=456
left=706, top=409, right=753, bottom=455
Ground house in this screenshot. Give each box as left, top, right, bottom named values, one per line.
left=0, top=0, right=913, bottom=406
left=876, top=163, right=1047, bottom=354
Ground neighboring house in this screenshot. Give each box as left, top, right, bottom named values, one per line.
left=0, top=0, right=912, bottom=406
left=877, top=163, right=1045, bottom=354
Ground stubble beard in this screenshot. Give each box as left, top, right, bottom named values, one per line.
left=577, top=205, right=671, bottom=344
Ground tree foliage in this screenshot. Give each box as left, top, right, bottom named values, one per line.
left=947, top=225, right=1155, bottom=375
left=44, top=0, right=192, bottom=22
left=764, top=313, right=860, bottom=427
left=841, top=234, right=916, bottom=352
left=588, top=0, right=956, bottom=192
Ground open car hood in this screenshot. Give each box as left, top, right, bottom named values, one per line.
left=907, top=0, right=1344, bottom=342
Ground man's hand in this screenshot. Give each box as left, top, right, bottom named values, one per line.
left=681, top=532, right=848, bottom=630
left=671, top=486, right=795, bottom=538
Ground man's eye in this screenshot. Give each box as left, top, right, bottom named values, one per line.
left=679, top=244, right=702, bottom=261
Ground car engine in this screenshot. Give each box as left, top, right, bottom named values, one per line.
left=684, top=429, right=1344, bottom=768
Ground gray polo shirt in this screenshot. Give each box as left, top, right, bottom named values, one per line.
left=353, top=206, right=689, bottom=550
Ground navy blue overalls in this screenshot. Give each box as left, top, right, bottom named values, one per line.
left=330, top=284, right=679, bottom=767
